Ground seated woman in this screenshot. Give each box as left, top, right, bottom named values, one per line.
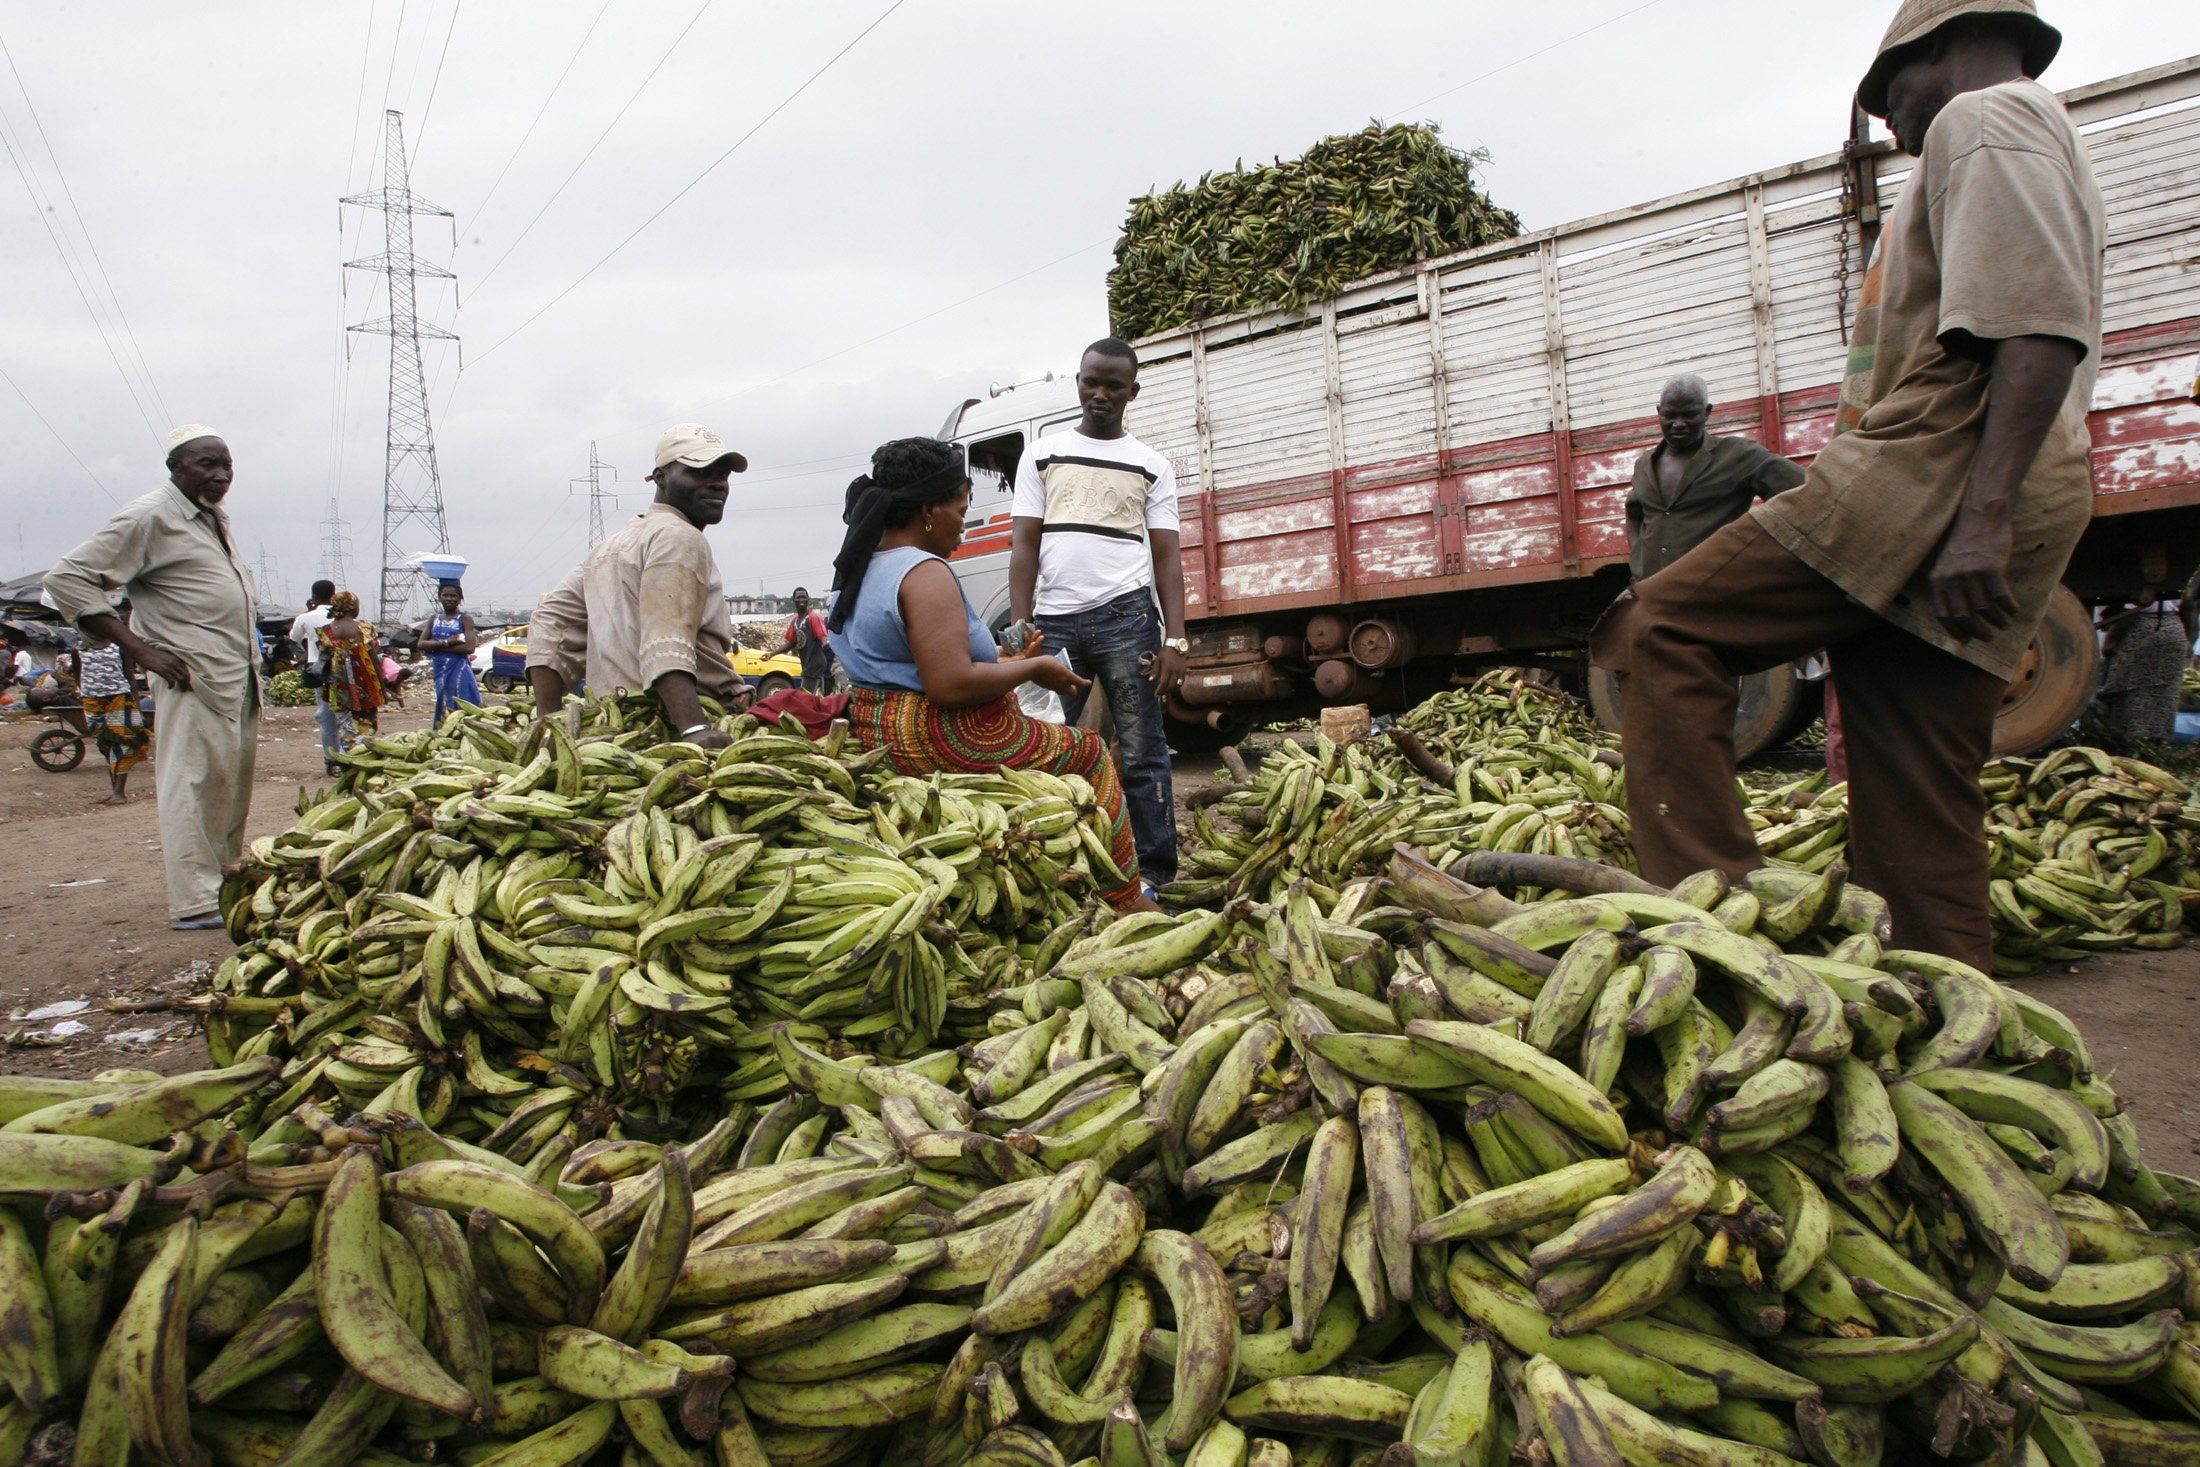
left=828, top=437, right=1157, bottom=913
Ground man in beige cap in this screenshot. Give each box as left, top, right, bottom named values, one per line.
left=46, top=426, right=261, bottom=929
left=527, top=424, right=752, bottom=746
left=1593, top=0, right=2102, bottom=970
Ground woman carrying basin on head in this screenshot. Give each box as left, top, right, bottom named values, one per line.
left=827, top=437, right=1156, bottom=913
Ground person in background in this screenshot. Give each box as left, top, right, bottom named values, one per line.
left=319, top=591, right=385, bottom=751
left=1625, top=375, right=1806, bottom=581
left=1007, top=337, right=1187, bottom=893
left=22, top=643, right=85, bottom=731
left=4, top=629, right=35, bottom=690
left=415, top=579, right=481, bottom=725
left=382, top=652, right=412, bottom=711
left=45, top=425, right=259, bottom=931
left=2097, top=587, right=2194, bottom=746
left=1592, top=0, right=2104, bottom=973
left=78, top=615, right=149, bottom=806
left=783, top=586, right=836, bottom=694
left=527, top=424, right=753, bottom=745
left=830, top=437, right=1155, bottom=912
left=290, top=579, right=340, bottom=769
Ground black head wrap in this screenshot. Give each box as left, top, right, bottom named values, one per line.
left=828, top=440, right=967, bottom=634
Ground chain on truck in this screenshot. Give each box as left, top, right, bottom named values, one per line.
left=944, top=55, right=2200, bottom=759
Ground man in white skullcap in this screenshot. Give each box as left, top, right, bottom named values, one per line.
left=526, top=424, right=752, bottom=747
left=46, top=426, right=261, bottom=929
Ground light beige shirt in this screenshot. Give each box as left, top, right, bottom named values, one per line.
left=525, top=503, right=741, bottom=701
left=1755, top=79, right=2105, bottom=680
left=45, top=483, right=259, bottom=717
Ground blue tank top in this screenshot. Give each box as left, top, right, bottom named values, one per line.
left=830, top=546, right=998, bottom=694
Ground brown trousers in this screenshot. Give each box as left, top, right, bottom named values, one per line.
left=1591, top=515, right=2006, bottom=972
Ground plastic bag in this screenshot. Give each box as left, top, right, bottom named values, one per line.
left=1016, top=651, right=1070, bottom=724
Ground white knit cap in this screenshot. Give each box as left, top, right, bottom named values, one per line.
left=165, top=424, right=222, bottom=454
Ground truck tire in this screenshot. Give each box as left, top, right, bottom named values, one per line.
left=1991, top=585, right=2100, bottom=757
left=1588, top=663, right=1805, bottom=763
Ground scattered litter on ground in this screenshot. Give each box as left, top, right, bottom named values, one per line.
left=10, top=999, right=90, bottom=1021
left=48, top=877, right=107, bottom=888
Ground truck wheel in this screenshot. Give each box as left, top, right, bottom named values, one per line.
left=755, top=673, right=796, bottom=700
left=1992, top=585, right=2100, bottom=757
left=1588, top=664, right=1804, bottom=763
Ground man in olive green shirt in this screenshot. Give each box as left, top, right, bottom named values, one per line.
left=1593, top=0, right=2100, bottom=972
left=1625, top=375, right=1806, bottom=581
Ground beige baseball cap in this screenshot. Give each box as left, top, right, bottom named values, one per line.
left=1858, top=0, right=2062, bottom=118
left=652, top=423, right=748, bottom=474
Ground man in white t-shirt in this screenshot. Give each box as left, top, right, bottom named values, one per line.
left=288, top=579, right=340, bottom=770
left=1009, top=337, right=1187, bottom=888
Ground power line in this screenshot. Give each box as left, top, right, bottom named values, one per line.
left=375, top=0, right=412, bottom=121
left=0, top=34, right=170, bottom=427
left=460, top=0, right=614, bottom=236
left=330, top=1, right=383, bottom=519
left=467, top=0, right=910, bottom=367
left=410, top=0, right=466, bottom=166
left=0, top=361, right=118, bottom=506
left=0, top=125, right=163, bottom=448
left=470, top=0, right=717, bottom=297
left=664, top=1, right=1675, bottom=420
left=418, top=0, right=611, bottom=419
left=1384, top=0, right=1674, bottom=120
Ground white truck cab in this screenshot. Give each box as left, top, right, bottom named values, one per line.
left=937, top=373, right=1082, bottom=629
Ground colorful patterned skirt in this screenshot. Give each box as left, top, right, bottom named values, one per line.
left=846, top=689, right=1143, bottom=908
left=82, top=693, right=151, bottom=775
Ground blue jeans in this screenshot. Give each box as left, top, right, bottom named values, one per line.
left=313, top=688, right=340, bottom=758
left=1036, top=589, right=1179, bottom=886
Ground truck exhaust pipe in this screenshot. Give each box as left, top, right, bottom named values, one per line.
left=1165, top=699, right=1236, bottom=735
left=1176, top=661, right=1294, bottom=707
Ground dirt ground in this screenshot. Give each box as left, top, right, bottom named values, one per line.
left=3, top=719, right=2197, bottom=1171
left=0, top=697, right=436, bottom=1076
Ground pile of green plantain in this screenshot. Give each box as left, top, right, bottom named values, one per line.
left=8, top=848, right=2200, bottom=1464
left=1747, top=749, right=2200, bottom=975
left=1185, top=674, right=2199, bottom=971
left=1106, top=122, right=1521, bottom=342
left=266, top=672, right=316, bottom=708
left=201, top=694, right=1137, bottom=1133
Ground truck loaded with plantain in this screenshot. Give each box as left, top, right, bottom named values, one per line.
left=944, top=56, right=2200, bottom=758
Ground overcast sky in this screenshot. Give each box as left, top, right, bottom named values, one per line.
left=2, top=1, right=2186, bottom=618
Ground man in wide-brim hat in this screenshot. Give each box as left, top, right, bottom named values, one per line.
left=1593, top=0, right=2105, bottom=972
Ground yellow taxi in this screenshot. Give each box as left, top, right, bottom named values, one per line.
left=732, top=645, right=804, bottom=695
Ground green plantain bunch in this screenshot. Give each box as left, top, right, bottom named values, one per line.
left=1106, top=122, right=1521, bottom=341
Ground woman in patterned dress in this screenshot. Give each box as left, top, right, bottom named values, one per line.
left=826, top=437, right=1155, bottom=912
left=317, top=591, right=385, bottom=752
left=77, top=630, right=149, bottom=805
